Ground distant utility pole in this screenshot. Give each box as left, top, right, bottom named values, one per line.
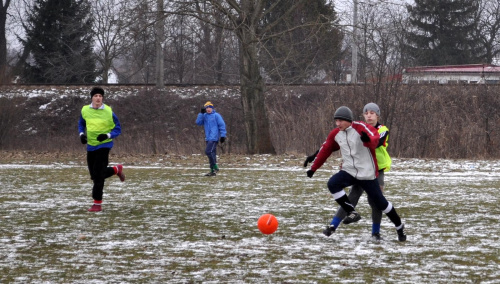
left=352, top=0, right=358, bottom=84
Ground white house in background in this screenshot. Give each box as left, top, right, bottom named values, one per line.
left=95, top=69, right=118, bottom=84
left=402, top=64, right=500, bottom=84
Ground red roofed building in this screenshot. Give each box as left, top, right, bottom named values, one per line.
left=402, top=64, right=500, bottom=84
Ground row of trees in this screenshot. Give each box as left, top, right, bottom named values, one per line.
left=2, top=0, right=500, bottom=154
left=4, top=0, right=500, bottom=85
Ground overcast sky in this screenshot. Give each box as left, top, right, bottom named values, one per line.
left=334, top=0, right=414, bottom=23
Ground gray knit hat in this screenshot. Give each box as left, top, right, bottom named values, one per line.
left=334, top=106, right=353, bottom=122
left=363, top=102, right=380, bottom=116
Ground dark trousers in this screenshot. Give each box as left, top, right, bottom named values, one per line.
left=87, top=148, right=115, bottom=201
left=327, top=170, right=402, bottom=227
left=334, top=170, right=385, bottom=223
left=327, top=170, right=389, bottom=212
left=205, top=141, right=218, bottom=169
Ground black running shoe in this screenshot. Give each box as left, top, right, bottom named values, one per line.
left=371, top=233, right=383, bottom=241
left=343, top=211, right=361, bottom=224
left=323, top=225, right=336, bottom=237
left=397, top=224, right=407, bottom=242
left=205, top=171, right=216, bottom=176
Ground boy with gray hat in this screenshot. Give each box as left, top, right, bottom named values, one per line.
left=305, top=106, right=406, bottom=241
left=305, top=103, right=393, bottom=240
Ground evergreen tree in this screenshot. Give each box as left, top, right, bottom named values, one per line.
left=405, top=0, right=481, bottom=66
left=21, top=0, right=98, bottom=83
left=259, top=0, right=343, bottom=83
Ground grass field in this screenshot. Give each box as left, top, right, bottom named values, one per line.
left=1, top=157, right=499, bottom=283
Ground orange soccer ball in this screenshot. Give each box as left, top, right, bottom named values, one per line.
left=257, top=213, right=279, bottom=235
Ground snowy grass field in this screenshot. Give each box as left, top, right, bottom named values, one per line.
left=1, top=157, right=499, bottom=283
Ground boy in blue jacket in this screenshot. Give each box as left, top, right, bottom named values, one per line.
left=196, top=101, right=227, bottom=176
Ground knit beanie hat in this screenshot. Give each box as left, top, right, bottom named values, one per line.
left=334, top=106, right=353, bottom=122
left=90, top=87, right=105, bottom=99
left=363, top=102, right=380, bottom=116
left=204, top=101, right=214, bottom=109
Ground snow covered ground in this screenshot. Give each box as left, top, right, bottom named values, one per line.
left=0, top=157, right=499, bottom=283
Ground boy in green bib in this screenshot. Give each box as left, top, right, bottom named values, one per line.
left=78, top=87, right=125, bottom=212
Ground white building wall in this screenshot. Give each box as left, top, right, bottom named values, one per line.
left=403, top=73, right=500, bottom=84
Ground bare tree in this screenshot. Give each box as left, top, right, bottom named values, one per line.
left=117, top=0, right=156, bottom=83
left=155, top=0, right=165, bottom=87
left=0, top=0, right=11, bottom=83
left=164, top=14, right=191, bottom=83
left=91, top=0, right=130, bottom=83
left=195, top=6, right=239, bottom=84
left=356, top=2, right=407, bottom=86
left=178, top=0, right=327, bottom=154
left=476, top=0, right=500, bottom=63
left=5, top=0, right=32, bottom=81
left=234, top=0, right=277, bottom=153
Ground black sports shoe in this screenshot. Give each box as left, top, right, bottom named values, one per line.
left=371, top=233, right=383, bottom=241
left=323, top=225, right=336, bottom=237
left=397, top=224, right=407, bottom=242
left=205, top=171, right=216, bottom=176
left=343, top=211, right=361, bottom=224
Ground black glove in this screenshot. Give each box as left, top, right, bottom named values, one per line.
left=97, top=134, right=109, bottom=142
left=307, top=170, right=315, bottom=178
left=360, top=132, right=370, bottom=143
left=303, top=150, right=319, bottom=167
left=220, top=137, right=226, bottom=143
left=201, top=108, right=206, bottom=113
left=80, top=134, right=87, bottom=144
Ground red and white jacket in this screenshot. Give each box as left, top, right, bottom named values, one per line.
left=311, top=121, right=380, bottom=180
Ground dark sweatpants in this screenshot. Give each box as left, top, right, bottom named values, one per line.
left=327, top=170, right=389, bottom=211
left=205, top=140, right=218, bottom=169
left=333, top=170, right=385, bottom=223
left=87, top=148, right=115, bottom=201
left=327, top=170, right=402, bottom=227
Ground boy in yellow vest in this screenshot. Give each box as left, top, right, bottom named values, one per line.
left=78, top=87, right=125, bottom=212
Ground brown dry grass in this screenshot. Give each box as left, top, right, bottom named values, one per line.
left=2, top=84, right=500, bottom=159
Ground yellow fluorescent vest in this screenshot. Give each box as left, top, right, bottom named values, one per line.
left=376, top=125, right=392, bottom=172
left=81, top=104, right=115, bottom=146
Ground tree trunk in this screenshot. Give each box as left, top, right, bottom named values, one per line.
left=238, top=29, right=276, bottom=154
left=155, top=0, right=165, bottom=88
left=214, top=19, right=224, bottom=84
left=101, top=50, right=111, bottom=83
left=0, top=0, right=11, bottom=84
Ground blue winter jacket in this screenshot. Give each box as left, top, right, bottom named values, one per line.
left=196, top=110, right=227, bottom=142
